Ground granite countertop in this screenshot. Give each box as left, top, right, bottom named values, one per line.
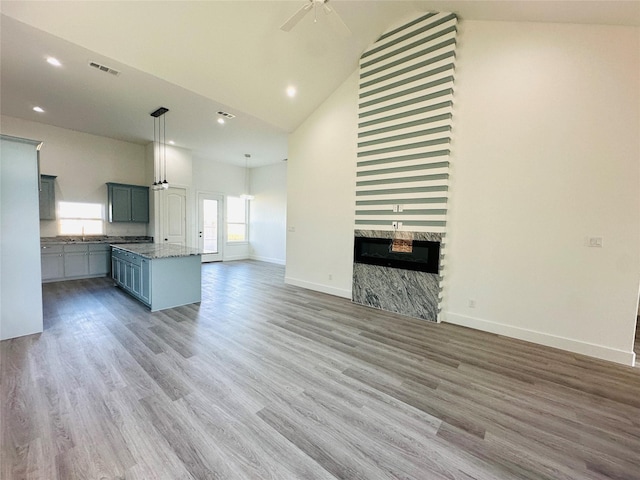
left=41, top=236, right=153, bottom=245
left=112, top=243, right=202, bottom=260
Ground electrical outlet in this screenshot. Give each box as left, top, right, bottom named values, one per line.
left=392, top=205, right=398, bottom=212
left=468, top=299, right=476, bottom=308
left=398, top=205, right=404, bottom=212
left=328, top=274, right=333, bottom=281
left=392, top=221, right=398, bottom=229
left=397, top=221, right=403, bottom=229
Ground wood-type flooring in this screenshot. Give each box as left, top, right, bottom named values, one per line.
left=2, top=260, right=640, bottom=480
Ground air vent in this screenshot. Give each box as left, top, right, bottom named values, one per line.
left=89, top=61, right=121, bottom=76
left=217, top=111, right=236, bottom=119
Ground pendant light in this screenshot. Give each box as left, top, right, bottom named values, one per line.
left=150, top=107, right=170, bottom=190
left=240, top=153, right=254, bottom=200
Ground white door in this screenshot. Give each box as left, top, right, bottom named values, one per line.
left=162, top=187, right=187, bottom=246
left=198, top=193, right=223, bottom=262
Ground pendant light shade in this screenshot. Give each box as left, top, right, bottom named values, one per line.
left=240, top=153, right=254, bottom=200
left=150, top=107, right=170, bottom=190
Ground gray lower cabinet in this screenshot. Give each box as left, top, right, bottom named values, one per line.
left=89, top=244, right=110, bottom=275
left=111, top=246, right=200, bottom=311
left=111, top=248, right=150, bottom=307
left=41, top=244, right=64, bottom=281
left=64, top=244, right=90, bottom=277
left=41, top=243, right=111, bottom=282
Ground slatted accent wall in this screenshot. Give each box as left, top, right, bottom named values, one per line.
left=356, top=12, right=458, bottom=234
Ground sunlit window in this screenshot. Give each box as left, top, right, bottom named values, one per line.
left=58, top=202, right=104, bottom=235
left=226, top=196, right=247, bottom=243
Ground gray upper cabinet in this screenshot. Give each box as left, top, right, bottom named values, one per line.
left=107, top=182, right=149, bottom=223
left=131, top=187, right=149, bottom=223
left=39, top=175, right=56, bottom=220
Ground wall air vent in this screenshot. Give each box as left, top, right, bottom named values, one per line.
left=217, top=111, right=236, bottom=119
left=88, top=61, right=121, bottom=76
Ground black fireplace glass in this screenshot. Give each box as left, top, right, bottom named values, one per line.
left=353, top=236, right=440, bottom=274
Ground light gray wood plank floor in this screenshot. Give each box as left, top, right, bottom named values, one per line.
left=2, top=260, right=639, bottom=479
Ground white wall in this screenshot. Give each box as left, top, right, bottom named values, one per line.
left=249, top=162, right=287, bottom=265
left=148, top=144, right=196, bottom=247
left=442, top=21, right=640, bottom=365
left=192, top=155, right=250, bottom=260
left=284, top=21, right=640, bottom=365
left=0, top=115, right=147, bottom=237
left=285, top=70, right=358, bottom=298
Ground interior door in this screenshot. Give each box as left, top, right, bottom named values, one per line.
left=198, top=193, right=223, bottom=262
left=162, top=187, right=187, bottom=246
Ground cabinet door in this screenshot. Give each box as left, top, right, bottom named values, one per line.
left=131, top=263, right=142, bottom=297
left=39, top=176, right=56, bottom=220
left=111, top=255, right=120, bottom=283
left=64, top=252, right=89, bottom=278
left=89, top=251, right=110, bottom=275
left=131, top=187, right=149, bottom=223
left=140, top=258, right=150, bottom=304
left=124, top=261, right=133, bottom=289
left=109, top=185, right=131, bottom=222
left=41, top=253, right=64, bottom=280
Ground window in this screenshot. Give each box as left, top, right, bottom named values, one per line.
left=226, top=196, right=247, bottom=243
left=58, top=202, right=104, bottom=235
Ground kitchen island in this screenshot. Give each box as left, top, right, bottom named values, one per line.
left=111, top=243, right=202, bottom=311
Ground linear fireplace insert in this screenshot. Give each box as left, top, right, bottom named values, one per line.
left=353, top=236, right=440, bottom=274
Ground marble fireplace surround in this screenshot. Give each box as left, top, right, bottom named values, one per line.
left=352, top=230, right=442, bottom=322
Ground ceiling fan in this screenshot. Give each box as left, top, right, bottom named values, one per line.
left=280, top=0, right=351, bottom=34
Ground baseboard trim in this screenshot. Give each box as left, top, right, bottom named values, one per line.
left=443, top=312, right=636, bottom=366
left=284, top=276, right=351, bottom=299
left=249, top=255, right=286, bottom=265
left=223, top=254, right=249, bottom=262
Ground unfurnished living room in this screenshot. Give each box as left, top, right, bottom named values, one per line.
left=1, top=1, right=639, bottom=479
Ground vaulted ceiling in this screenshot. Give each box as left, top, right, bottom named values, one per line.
left=1, top=1, right=638, bottom=167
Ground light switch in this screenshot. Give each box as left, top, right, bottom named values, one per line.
left=588, top=237, right=603, bottom=247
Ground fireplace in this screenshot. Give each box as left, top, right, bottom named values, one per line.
left=354, top=236, right=440, bottom=274
left=352, top=230, right=442, bottom=321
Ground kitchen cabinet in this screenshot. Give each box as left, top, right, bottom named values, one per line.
left=63, top=244, right=90, bottom=278
left=41, top=243, right=112, bottom=282
left=111, top=244, right=200, bottom=311
left=40, top=244, right=64, bottom=281
left=89, top=244, right=110, bottom=275
left=39, top=175, right=56, bottom=220
left=107, top=182, right=149, bottom=223
left=111, top=247, right=150, bottom=306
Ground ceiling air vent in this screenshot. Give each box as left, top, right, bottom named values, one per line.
left=89, top=61, right=121, bottom=77
left=217, top=111, right=236, bottom=119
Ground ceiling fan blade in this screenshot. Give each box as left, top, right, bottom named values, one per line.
left=323, top=2, right=351, bottom=36
left=280, top=2, right=313, bottom=32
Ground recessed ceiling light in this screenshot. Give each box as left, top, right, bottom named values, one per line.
left=286, top=86, right=297, bottom=98
left=217, top=118, right=225, bottom=125
left=169, top=140, right=175, bottom=145
left=33, top=106, right=45, bottom=113
left=46, top=57, right=61, bottom=67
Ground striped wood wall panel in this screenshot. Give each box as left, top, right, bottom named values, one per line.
left=356, top=11, right=457, bottom=236
left=355, top=12, right=458, bottom=319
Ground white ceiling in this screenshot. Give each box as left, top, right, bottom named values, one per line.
left=1, top=1, right=639, bottom=167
